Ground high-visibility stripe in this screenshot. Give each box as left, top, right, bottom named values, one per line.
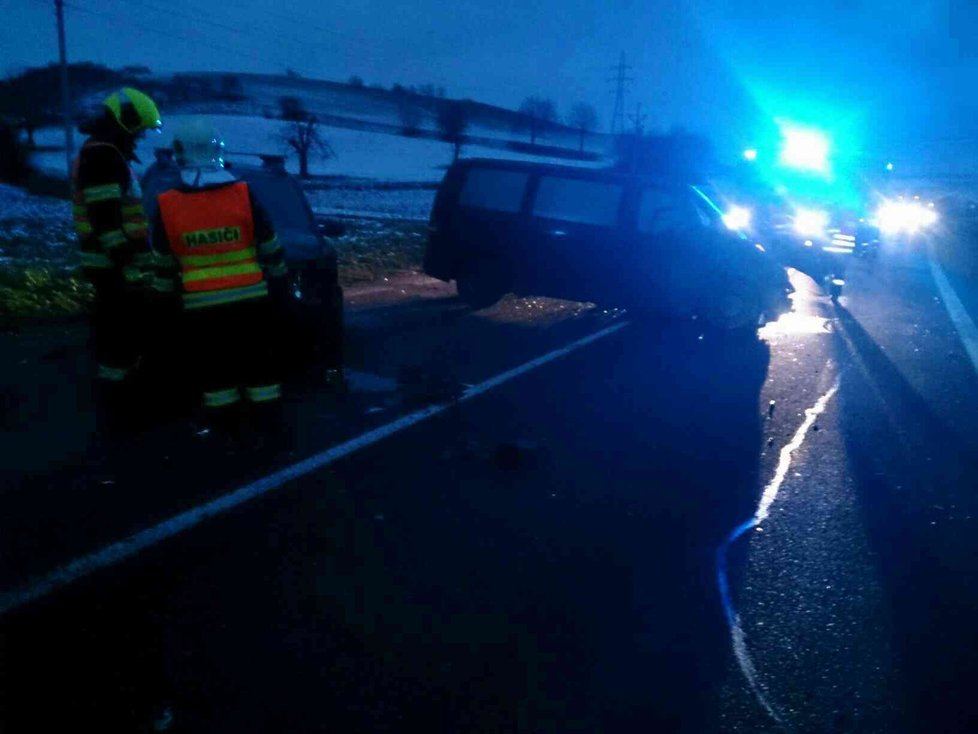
left=181, top=247, right=257, bottom=268
left=124, top=267, right=154, bottom=285
left=72, top=205, right=87, bottom=216
left=245, top=384, right=282, bottom=403
left=122, top=204, right=145, bottom=217
left=99, top=229, right=127, bottom=250
left=82, top=183, right=123, bottom=203
left=182, top=282, right=269, bottom=310
left=181, top=261, right=262, bottom=284
left=97, top=364, right=129, bottom=381
left=123, top=222, right=148, bottom=238
left=74, top=222, right=93, bottom=236
left=258, top=237, right=281, bottom=256
left=266, top=262, right=288, bottom=278
left=152, top=278, right=176, bottom=293
left=80, top=252, right=113, bottom=268
left=132, top=252, right=156, bottom=266
left=203, top=388, right=241, bottom=408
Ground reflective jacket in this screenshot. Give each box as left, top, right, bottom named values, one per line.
left=71, top=139, right=153, bottom=285
left=153, top=173, right=286, bottom=310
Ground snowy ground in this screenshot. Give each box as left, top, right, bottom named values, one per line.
left=0, top=184, right=74, bottom=271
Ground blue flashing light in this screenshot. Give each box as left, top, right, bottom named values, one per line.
left=779, top=125, right=830, bottom=173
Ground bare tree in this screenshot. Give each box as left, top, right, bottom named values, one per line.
left=568, top=102, right=599, bottom=153
left=398, top=100, right=423, bottom=136
left=518, top=96, right=557, bottom=145
left=282, top=115, right=334, bottom=179
left=437, top=101, right=469, bottom=162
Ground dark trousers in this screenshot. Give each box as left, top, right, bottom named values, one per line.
left=185, top=297, right=281, bottom=411
left=90, top=278, right=145, bottom=382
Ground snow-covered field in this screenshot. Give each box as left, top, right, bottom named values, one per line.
left=33, top=114, right=609, bottom=185
left=0, top=184, right=74, bottom=271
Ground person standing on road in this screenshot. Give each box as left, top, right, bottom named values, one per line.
left=150, top=118, right=288, bottom=434
left=71, top=87, right=161, bottom=429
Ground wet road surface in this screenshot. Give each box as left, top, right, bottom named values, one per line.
left=3, top=245, right=978, bottom=733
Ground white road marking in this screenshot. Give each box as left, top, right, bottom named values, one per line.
left=929, top=258, right=978, bottom=376
left=0, top=321, right=630, bottom=618
left=716, top=374, right=840, bottom=726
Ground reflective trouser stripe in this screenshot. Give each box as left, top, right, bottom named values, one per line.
left=245, top=384, right=282, bottom=403
left=97, top=364, right=129, bottom=381
left=75, top=222, right=93, bottom=236
left=182, top=282, right=269, bottom=310
left=204, top=388, right=242, bottom=408
left=132, top=252, right=156, bottom=267
left=123, top=221, right=148, bottom=238
left=99, top=229, right=127, bottom=250
left=82, top=183, right=122, bottom=203
left=80, top=251, right=113, bottom=268
left=123, top=267, right=153, bottom=285
left=121, top=204, right=145, bottom=217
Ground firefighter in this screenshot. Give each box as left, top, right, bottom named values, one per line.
left=150, top=118, right=287, bottom=434
left=72, top=87, right=161, bottom=428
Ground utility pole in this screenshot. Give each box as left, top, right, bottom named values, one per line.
left=55, top=0, right=74, bottom=176
left=607, top=53, right=633, bottom=137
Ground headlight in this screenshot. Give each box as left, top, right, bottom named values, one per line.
left=875, top=199, right=938, bottom=234
left=722, top=206, right=752, bottom=231
left=793, top=208, right=829, bottom=236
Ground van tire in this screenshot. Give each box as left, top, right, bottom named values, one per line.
left=456, top=260, right=508, bottom=310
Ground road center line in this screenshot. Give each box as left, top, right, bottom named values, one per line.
left=929, top=257, right=978, bottom=377
left=716, top=374, right=840, bottom=727
left=0, top=321, right=629, bottom=618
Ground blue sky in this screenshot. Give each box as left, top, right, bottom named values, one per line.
left=3, top=0, right=974, bottom=148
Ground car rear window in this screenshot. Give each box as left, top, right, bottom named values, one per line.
left=458, top=169, right=529, bottom=213
left=638, top=188, right=696, bottom=234
left=532, top=177, right=623, bottom=226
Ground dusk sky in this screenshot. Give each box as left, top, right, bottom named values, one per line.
left=3, top=0, right=976, bottom=148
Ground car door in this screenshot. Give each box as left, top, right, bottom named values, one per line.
left=629, top=185, right=704, bottom=312
left=526, top=174, right=625, bottom=301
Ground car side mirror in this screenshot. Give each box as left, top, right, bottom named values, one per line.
left=318, top=219, right=346, bottom=238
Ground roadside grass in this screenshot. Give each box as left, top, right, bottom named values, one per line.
left=0, top=267, right=93, bottom=328
left=1, top=217, right=427, bottom=327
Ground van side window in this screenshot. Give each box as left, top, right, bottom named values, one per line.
left=532, top=177, right=623, bottom=226
left=458, top=169, right=529, bottom=213
left=638, top=189, right=695, bottom=234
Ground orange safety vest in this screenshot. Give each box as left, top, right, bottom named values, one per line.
left=157, top=181, right=269, bottom=309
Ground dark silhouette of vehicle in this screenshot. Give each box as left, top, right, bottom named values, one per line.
left=142, top=150, right=344, bottom=370
left=424, top=158, right=791, bottom=331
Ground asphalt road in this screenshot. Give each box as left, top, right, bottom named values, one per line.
left=3, top=244, right=978, bottom=733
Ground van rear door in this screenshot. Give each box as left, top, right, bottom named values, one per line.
left=434, top=166, right=531, bottom=280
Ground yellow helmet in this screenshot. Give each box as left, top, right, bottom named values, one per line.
left=103, top=87, right=161, bottom=135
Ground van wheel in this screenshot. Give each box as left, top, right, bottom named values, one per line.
left=702, top=279, right=761, bottom=332
left=456, top=260, right=508, bottom=309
